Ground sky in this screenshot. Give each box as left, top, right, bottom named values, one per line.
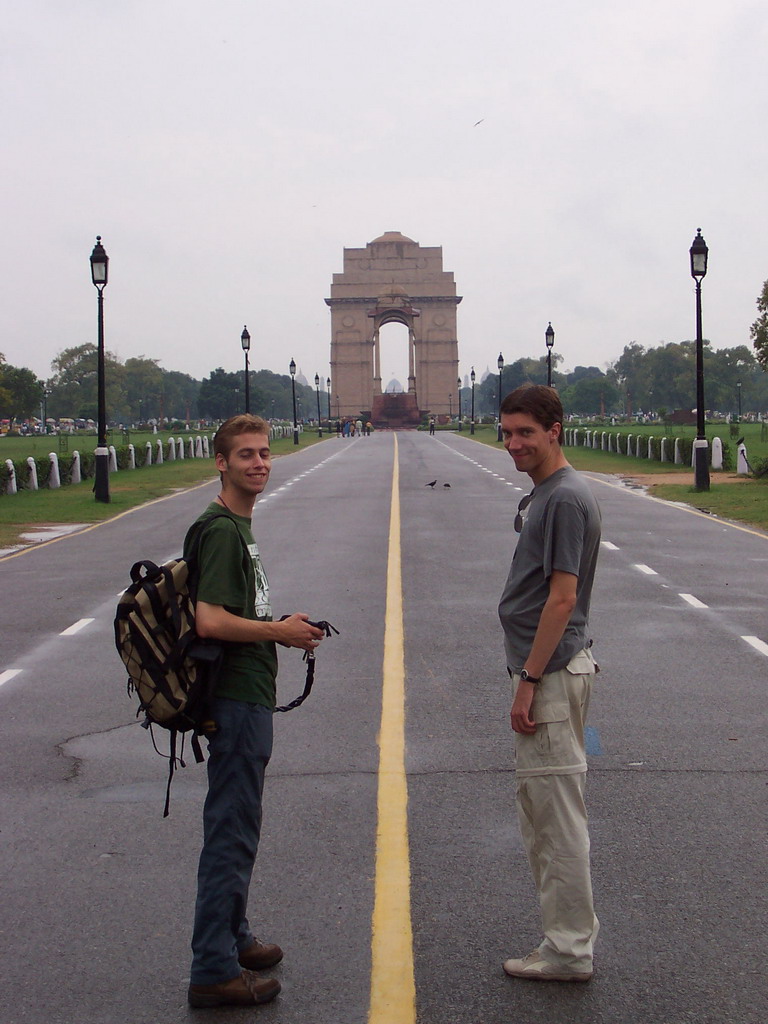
left=3, top=0, right=768, bottom=391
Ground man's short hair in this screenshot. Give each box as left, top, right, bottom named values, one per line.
left=214, top=414, right=271, bottom=461
left=500, top=385, right=563, bottom=439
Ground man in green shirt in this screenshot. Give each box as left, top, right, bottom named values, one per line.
left=187, top=415, right=324, bottom=1009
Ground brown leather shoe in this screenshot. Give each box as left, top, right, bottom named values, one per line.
left=238, top=939, right=284, bottom=970
left=188, top=970, right=281, bottom=1008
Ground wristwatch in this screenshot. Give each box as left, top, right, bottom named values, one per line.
left=520, top=669, right=541, bottom=684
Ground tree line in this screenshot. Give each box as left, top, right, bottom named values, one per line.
left=3, top=281, right=768, bottom=430
left=0, top=346, right=322, bottom=428
left=471, top=339, right=767, bottom=420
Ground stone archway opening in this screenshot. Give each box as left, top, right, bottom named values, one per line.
left=379, top=321, right=409, bottom=396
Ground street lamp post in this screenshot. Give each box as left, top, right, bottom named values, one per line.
left=545, top=322, right=555, bottom=388
left=470, top=366, right=476, bottom=435
left=241, top=326, right=251, bottom=413
left=689, top=228, right=710, bottom=491
left=457, top=376, right=463, bottom=431
left=290, top=359, right=299, bottom=445
left=314, top=373, right=323, bottom=436
left=89, top=236, right=110, bottom=503
left=41, top=385, right=51, bottom=434
left=448, top=393, right=453, bottom=419
left=327, top=377, right=332, bottom=420
left=497, top=352, right=504, bottom=441
left=736, top=379, right=742, bottom=421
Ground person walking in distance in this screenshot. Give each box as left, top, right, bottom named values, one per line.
left=497, top=386, right=601, bottom=983
left=186, top=414, right=324, bottom=1009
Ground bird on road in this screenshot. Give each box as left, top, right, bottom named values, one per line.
left=425, top=480, right=437, bottom=488
left=443, top=483, right=451, bottom=488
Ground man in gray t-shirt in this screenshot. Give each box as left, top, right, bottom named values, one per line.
left=497, top=385, right=601, bottom=984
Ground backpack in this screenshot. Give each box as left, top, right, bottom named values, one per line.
left=115, top=511, right=339, bottom=816
left=114, top=512, right=236, bottom=815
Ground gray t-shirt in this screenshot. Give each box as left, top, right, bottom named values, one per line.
left=498, top=466, right=601, bottom=674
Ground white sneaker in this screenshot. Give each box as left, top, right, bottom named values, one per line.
left=503, top=949, right=592, bottom=982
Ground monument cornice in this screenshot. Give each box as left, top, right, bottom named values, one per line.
left=325, top=295, right=462, bottom=307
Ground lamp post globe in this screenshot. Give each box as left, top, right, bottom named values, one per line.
left=457, top=375, right=463, bottom=431
left=314, top=373, right=323, bottom=437
left=545, top=322, right=555, bottom=388
left=497, top=352, right=504, bottom=441
left=290, top=358, right=299, bottom=445
left=689, top=229, right=710, bottom=491
left=470, top=366, right=476, bottom=435
left=89, top=236, right=110, bottom=503
left=241, top=326, right=251, bottom=414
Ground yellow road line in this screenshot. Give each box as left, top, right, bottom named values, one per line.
left=369, top=434, right=416, bottom=1024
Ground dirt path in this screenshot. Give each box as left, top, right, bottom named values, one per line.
left=615, top=471, right=751, bottom=487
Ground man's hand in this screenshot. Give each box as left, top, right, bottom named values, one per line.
left=510, top=679, right=537, bottom=734
left=276, top=613, right=324, bottom=652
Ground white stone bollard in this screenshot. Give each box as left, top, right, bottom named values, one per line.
left=145, top=441, right=153, bottom=466
left=203, top=436, right=210, bottom=457
left=661, top=438, right=668, bottom=462
left=647, top=436, right=654, bottom=459
left=109, top=445, right=118, bottom=472
left=737, top=442, right=750, bottom=474
left=195, top=436, right=203, bottom=458
left=187, top=438, right=194, bottom=458
left=5, top=458, right=17, bottom=494
left=674, top=438, right=683, bottom=465
left=128, top=444, right=136, bottom=469
left=48, top=452, right=61, bottom=488
left=71, top=451, right=81, bottom=484
left=711, top=436, right=723, bottom=470
left=169, top=437, right=177, bottom=460
left=627, top=434, right=633, bottom=457
left=602, top=432, right=607, bottom=450
left=178, top=438, right=184, bottom=460
left=156, top=439, right=164, bottom=464
left=26, top=456, right=39, bottom=490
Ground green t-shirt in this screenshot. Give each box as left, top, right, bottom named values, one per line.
left=185, top=503, right=278, bottom=708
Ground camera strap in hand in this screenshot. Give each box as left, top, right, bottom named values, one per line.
left=274, top=618, right=339, bottom=712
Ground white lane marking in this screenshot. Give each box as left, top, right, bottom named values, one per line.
left=0, top=670, right=22, bottom=687
left=602, top=541, right=619, bottom=550
left=59, top=618, right=94, bottom=636
left=742, top=636, right=768, bottom=657
left=633, top=564, right=657, bottom=575
left=680, top=593, right=708, bottom=608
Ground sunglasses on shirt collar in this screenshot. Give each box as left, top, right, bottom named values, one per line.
left=514, top=493, right=532, bottom=534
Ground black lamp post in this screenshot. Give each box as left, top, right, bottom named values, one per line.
left=470, top=366, right=476, bottom=435
left=448, top=393, right=453, bottom=419
left=241, top=326, right=251, bottom=413
left=457, top=376, right=463, bottom=431
left=89, top=236, right=110, bottom=503
left=290, top=359, right=299, bottom=444
left=736, top=379, right=742, bottom=421
left=42, top=385, right=51, bottom=433
left=545, top=322, right=555, bottom=387
left=497, top=352, right=504, bottom=441
left=689, top=228, right=710, bottom=491
left=314, top=373, right=323, bottom=436
left=326, top=376, right=332, bottom=420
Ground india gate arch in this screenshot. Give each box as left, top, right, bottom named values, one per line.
left=325, top=232, right=461, bottom=427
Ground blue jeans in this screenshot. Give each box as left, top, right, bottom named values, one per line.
left=190, top=699, right=274, bottom=985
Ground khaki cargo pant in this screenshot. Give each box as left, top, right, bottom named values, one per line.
left=513, top=647, right=599, bottom=971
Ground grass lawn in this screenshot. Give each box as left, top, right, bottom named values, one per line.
left=465, top=424, right=768, bottom=532
left=0, top=433, right=330, bottom=551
